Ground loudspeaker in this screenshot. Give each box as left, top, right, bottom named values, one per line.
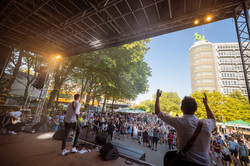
left=80, top=125, right=90, bottom=139
left=53, top=129, right=65, bottom=140
left=95, top=132, right=111, bottom=144
left=32, top=67, right=47, bottom=89
left=32, top=122, right=44, bottom=130
left=100, top=143, right=119, bottom=161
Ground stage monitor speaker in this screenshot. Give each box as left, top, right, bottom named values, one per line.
left=80, top=125, right=90, bottom=139
left=0, top=44, right=12, bottom=77
left=53, top=129, right=65, bottom=140
left=32, top=122, right=44, bottom=130
left=100, top=143, right=119, bottom=161
left=95, top=132, right=111, bottom=144
left=32, top=68, right=47, bottom=89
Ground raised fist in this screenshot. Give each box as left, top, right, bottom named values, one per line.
left=156, top=89, right=162, bottom=98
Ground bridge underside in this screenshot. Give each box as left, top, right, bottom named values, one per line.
left=0, top=0, right=246, bottom=57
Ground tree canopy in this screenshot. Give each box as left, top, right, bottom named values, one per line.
left=133, top=91, right=181, bottom=116
left=47, top=39, right=152, bottom=109
left=135, top=90, right=250, bottom=122
left=191, top=90, right=250, bottom=122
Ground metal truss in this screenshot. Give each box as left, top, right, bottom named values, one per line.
left=67, top=2, right=237, bottom=56
left=0, top=0, right=242, bottom=57
left=20, top=85, right=35, bottom=112
left=234, top=1, right=250, bottom=104
left=32, top=61, right=54, bottom=124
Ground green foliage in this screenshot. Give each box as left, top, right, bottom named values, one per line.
left=136, top=90, right=249, bottom=123
left=134, top=99, right=154, bottom=114
left=47, top=55, right=80, bottom=108
left=134, top=91, right=181, bottom=115
left=191, top=90, right=250, bottom=122
left=71, top=39, right=152, bottom=104
left=154, top=91, right=181, bottom=114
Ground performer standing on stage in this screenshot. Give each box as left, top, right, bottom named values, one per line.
left=61, top=94, right=81, bottom=156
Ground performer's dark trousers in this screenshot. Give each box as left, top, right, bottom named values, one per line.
left=6, top=122, right=25, bottom=132
left=61, top=122, right=80, bottom=150
left=108, top=131, right=113, bottom=140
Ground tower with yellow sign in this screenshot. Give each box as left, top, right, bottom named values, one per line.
left=189, top=34, right=248, bottom=95
left=189, top=38, right=220, bottom=93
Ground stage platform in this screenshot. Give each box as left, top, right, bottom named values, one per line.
left=79, top=127, right=146, bottom=161
left=0, top=132, right=152, bottom=166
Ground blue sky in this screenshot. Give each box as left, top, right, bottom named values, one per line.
left=134, top=18, right=238, bottom=104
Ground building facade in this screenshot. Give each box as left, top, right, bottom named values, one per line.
left=189, top=40, right=248, bottom=95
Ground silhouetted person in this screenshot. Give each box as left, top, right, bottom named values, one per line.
left=108, top=120, right=115, bottom=140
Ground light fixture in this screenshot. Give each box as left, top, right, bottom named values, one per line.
left=206, top=16, right=212, bottom=21
left=194, top=20, right=199, bottom=24
left=55, top=55, right=61, bottom=59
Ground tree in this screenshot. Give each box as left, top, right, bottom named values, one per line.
left=134, top=91, right=181, bottom=115
left=154, top=91, right=181, bottom=115
left=46, top=55, right=79, bottom=109
left=21, top=52, right=42, bottom=99
left=47, top=39, right=152, bottom=110
left=68, top=39, right=152, bottom=111
left=133, top=99, right=154, bottom=114
left=191, top=90, right=250, bottom=122
left=3, top=49, right=24, bottom=93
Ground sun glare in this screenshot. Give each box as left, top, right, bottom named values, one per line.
left=36, top=132, right=54, bottom=140
left=55, top=55, right=61, bottom=59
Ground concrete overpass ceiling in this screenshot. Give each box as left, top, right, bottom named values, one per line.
left=0, top=0, right=247, bottom=57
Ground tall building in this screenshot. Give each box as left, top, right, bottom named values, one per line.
left=189, top=37, right=248, bottom=95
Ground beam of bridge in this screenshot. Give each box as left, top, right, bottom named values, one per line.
left=0, top=0, right=246, bottom=57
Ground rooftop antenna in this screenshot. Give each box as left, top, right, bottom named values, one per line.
left=202, top=26, right=205, bottom=40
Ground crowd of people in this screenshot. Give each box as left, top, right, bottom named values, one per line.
left=210, top=132, right=249, bottom=166
left=48, top=109, right=249, bottom=166
left=48, top=110, right=178, bottom=152
left=0, top=91, right=249, bottom=165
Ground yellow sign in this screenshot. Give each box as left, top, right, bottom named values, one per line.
left=194, top=33, right=205, bottom=40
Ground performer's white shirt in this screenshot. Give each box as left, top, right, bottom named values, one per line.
left=65, top=100, right=81, bottom=123
left=158, top=111, right=215, bottom=166
left=9, top=111, right=22, bottom=117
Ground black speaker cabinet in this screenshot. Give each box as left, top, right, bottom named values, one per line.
left=100, top=143, right=119, bottom=161
left=95, top=132, right=111, bottom=144
left=52, top=129, right=65, bottom=140
left=32, top=67, right=48, bottom=89
left=32, top=73, right=46, bottom=89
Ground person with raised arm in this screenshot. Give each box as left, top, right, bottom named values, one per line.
left=155, top=89, right=216, bottom=166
